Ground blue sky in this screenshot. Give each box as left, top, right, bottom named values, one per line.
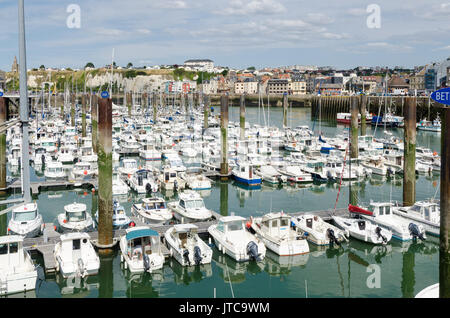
left=1, top=0, right=450, bottom=71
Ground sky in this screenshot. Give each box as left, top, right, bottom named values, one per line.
left=0, top=0, right=450, bottom=71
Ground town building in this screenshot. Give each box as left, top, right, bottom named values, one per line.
left=200, top=79, right=219, bottom=94
left=0, top=70, right=5, bottom=91
left=183, top=59, right=214, bottom=72
left=164, top=80, right=196, bottom=93
left=12, top=56, right=18, bottom=73
left=267, top=79, right=290, bottom=94
left=289, top=81, right=307, bottom=95
left=410, top=67, right=427, bottom=93
left=388, top=76, right=409, bottom=95
left=234, top=79, right=258, bottom=94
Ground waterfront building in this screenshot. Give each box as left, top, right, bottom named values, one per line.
left=234, top=79, right=258, bottom=94
left=410, top=67, right=427, bottom=93
left=388, top=76, right=409, bottom=95
left=289, top=80, right=307, bottom=95
left=267, top=79, right=290, bottom=94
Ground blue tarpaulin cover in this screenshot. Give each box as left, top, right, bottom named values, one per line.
left=126, top=228, right=159, bottom=241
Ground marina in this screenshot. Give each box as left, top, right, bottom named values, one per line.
left=1, top=0, right=449, bottom=300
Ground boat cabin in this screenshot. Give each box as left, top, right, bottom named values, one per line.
left=124, top=227, right=161, bottom=259
left=0, top=236, right=27, bottom=269
left=58, top=233, right=92, bottom=264
left=216, top=216, right=246, bottom=234
left=178, top=191, right=205, bottom=209
left=406, top=201, right=439, bottom=223
left=12, top=203, right=38, bottom=223
left=171, top=224, right=198, bottom=248
left=258, top=212, right=291, bottom=237
left=370, top=202, right=394, bottom=217
left=142, top=198, right=167, bottom=211
left=64, top=203, right=87, bottom=223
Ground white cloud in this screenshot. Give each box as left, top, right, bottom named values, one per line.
left=218, top=0, right=286, bottom=15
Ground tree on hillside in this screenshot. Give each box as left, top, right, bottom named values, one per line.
left=85, top=62, right=95, bottom=69
left=127, top=62, right=133, bottom=69
left=39, top=65, right=45, bottom=70
left=247, top=66, right=256, bottom=71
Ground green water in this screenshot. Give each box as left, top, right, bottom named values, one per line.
left=2, top=107, right=441, bottom=298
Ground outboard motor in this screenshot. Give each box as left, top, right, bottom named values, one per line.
left=246, top=241, right=261, bottom=261
left=193, top=246, right=202, bottom=265
left=143, top=253, right=150, bottom=271
left=327, top=228, right=340, bottom=247
left=183, top=249, right=191, bottom=266
left=375, top=226, right=387, bottom=244
left=409, top=223, right=426, bottom=241
left=41, top=154, right=45, bottom=165
left=138, top=174, right=143, bottom=186
left=174, top=180, right=178, bottom=192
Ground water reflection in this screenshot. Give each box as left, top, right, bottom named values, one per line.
left=219, top=181, right=228, bottom=217
left=264, top=251, right=309, bottom=277
left=98, top=250, right=114, bottom=298
left=169, top=259, right=212, bottom=286
left=213, top=251, right=247, bottom=284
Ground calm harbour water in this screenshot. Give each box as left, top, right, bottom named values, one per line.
left=2, top=107, right=441, bottom=298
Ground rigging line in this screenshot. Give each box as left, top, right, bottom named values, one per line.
left=224, top=260, right=235, bottom=298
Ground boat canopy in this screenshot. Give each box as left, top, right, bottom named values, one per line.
left=126, top=228, right=159, bottom=241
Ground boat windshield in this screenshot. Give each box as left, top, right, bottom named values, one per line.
left=227, top=221, right=244, bottom=232
left=144, top=201, right=166, bottom=210
left=185, top=200, right=204, bottom=209
left=13, top=211, right=37, bottom=222
left=66, top=211, right=86, bottom=222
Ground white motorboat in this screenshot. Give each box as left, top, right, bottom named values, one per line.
left=0, top=235, right=38, bottom=296
left=139, top=143, right=161, bottom=161
left=232, top=163, right=262, bottom=187
left=95, top=200, right=132, bottom=229
left=71, top=161, right=97, bottom=180
left=350, top=202, right=427, bottom=241
left=256, top=165, right=287, bottom=184
left=277, top=165, right=313, bottom=183
left=56, top=146, right=75, bottom=164
left=44, top=161, right=66, bottom=179
left=165, top=224, right=213, bottom=266
left=119, top=226, right=165, bottom=273
left=332, top=215, right=392, bottom=245
left=132, top=197, right=173, bottom=226
left=158, top=168, right=186, bottom=191
left=57, top=202, right=94, bottom=233
left=7, top=202, right=44, bottom=238
left=168, top=190, right=213, bottom=223
left=291, top=214, right=349, bottom=246
left=208, top=216, right=266, bottom=262
left=361, top=156, right=388, bottom=176
left=250, top=212, right=309, bottom=256
left=128, top=169, right=158, bottom=194
left=180, top=172, right=212, bottom=190
left=415, top=283, right=439, bottom=298
left=79, top=146, right=97, bottom=163
left=113, top=175, right=129, bottom=196
left=54, top=232, right=100, bottom=278
left=392, top=200, right=440, bottom=237
left=117, top=158, right=138, bottom=177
